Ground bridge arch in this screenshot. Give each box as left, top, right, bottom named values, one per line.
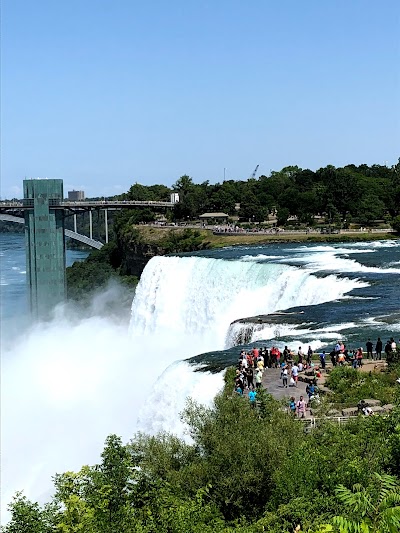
left=0, top=214, right=104, bottom=249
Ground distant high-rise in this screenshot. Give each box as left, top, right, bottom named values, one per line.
left=68, top=190, right=85, bottom=201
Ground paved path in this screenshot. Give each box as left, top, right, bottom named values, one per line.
left=257, top=359, right=387, bottom=417
left=261, top=367, right=308, bottom=400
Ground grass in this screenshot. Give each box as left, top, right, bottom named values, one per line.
left=132, top=226, right=396, bottom=249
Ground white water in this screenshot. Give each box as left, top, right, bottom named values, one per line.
left=130, top=256, right=366, bottom=350
left=1, top=254, right=367, bottom=522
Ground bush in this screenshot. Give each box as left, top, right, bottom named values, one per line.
left=391, top=215, right=400, bottom=233
left=326, top=366, right=397, bottom=407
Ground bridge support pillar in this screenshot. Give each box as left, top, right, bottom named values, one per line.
left=89, top=210, right=93, bottom=239
left=74, top=213, right=77, bottom=233
left=23, top=179, right=66, bottom=318
left=104, top=209, right=108, bottom=243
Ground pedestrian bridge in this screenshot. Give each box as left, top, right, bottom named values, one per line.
left=0, top=213, right=104, bottom=249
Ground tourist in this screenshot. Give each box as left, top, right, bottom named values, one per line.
left=298, top=361, right=304, bottom=372
left=319, top=350, right=326, bottom=369
left=255, top=368, right=263, bottom=389
left=357, top=347, right=363, bottom=367
left=291, top=363, right=299, bottom=386
left=296, top=396, right=306, bottom=418
left=306, top=345, right=313, bottom=365
left=282, top=366, right=288, bottom=388
left=385, top=340, right=392, bottom=358
left=297, top=346, right=303, bottom=364
left=248, top=389, right=257, bottom=407
left=264, top=347, right=270, bottom=368
left=306, top=383, right=316, bottom=405
left=375, top=337, right=383, bottom=360
left=247, top=367, right=254, bottom=390
left=366, top=338, right=373, bottom=359
left=283, top=345, right=290, bottom=362
left=330, top=350, right=337, bottom=367
left=289, top=396, right=296, bottom=415
left=275, top=347, right=281, bottom=368
left=391, top=337, right=397, bottom=351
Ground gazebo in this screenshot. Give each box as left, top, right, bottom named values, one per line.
left=199, top=212, right=229, bottom=223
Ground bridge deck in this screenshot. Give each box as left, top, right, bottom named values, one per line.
left=0, top=200, right=174, bottom=211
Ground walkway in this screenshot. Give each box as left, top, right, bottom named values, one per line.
left=261, top=366, right=308, bottom=400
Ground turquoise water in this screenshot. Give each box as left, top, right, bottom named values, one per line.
left=0, top=233, right=88, bottom=327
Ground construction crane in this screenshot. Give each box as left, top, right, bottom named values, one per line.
left=249, top=164, right=259, bottom=179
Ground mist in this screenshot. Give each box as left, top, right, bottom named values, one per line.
left=1, top=281, right=224, bottom=523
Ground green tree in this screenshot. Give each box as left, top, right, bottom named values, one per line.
left=276, top=207, right=290, bottom=226
left=391, top=215, right=400, bottom=233
left=2, top=492, right=55, bottom=533
left=329, top=472, right=400, bottom=533
left=356, top=194, right=385, bottom=226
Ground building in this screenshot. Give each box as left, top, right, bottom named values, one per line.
left=170, top=192, right=180, bottom=204
left=68, top=190, right=85, bottom=201
left=199, top=212, right=229, bottom=223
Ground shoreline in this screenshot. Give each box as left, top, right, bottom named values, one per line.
left=206, top=230, right=397, bottom=248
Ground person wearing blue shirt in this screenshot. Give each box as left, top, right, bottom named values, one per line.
left=248, top=390, right=257, bottom=406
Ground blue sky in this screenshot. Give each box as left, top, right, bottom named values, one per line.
left=1, top=0, right=399, bottom=198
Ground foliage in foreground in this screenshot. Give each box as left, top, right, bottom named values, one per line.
left=3, top=368, right=400, bottom=533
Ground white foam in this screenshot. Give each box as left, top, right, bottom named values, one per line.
left=282, top=251, right=400, bottom=274
left=137, top=362, right=225, bottom=437
left=239, top=254, right=285, bottom=261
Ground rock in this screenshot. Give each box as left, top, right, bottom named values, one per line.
left=381, top=404, right=394, bottom=411
left=327, top=409, right=342, bottom=417
left=370, top=406, right=385, bottom=414
left=342, top=407, right=358, bottom=416
left=362, top=399, right=381, bottom=406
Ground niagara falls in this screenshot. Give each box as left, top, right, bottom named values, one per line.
left=2, top=233, right=400, bottom=523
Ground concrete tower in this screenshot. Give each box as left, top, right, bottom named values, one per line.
left=23, top=179, right=66, bottom=318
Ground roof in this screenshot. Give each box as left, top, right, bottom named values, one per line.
left=199, top=212, right=229, bottom=218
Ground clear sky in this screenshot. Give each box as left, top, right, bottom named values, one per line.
left=1, top=0, right=399, bottom=198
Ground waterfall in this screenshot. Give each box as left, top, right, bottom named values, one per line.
left=129, top=255, right=366, bottom=352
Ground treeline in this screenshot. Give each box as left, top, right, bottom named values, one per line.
left=121, top=159, right=400, bottom=227
left=3, top=360, right=400, bottom=532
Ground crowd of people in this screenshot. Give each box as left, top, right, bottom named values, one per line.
left=233, top=337, right=399, bottom=418
left=321, top=337, right=398, bottom=369
left=234, top=345, right=320, bottom=418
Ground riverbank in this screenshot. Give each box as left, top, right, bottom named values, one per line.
left=206, top=229, right=396, bottom=247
